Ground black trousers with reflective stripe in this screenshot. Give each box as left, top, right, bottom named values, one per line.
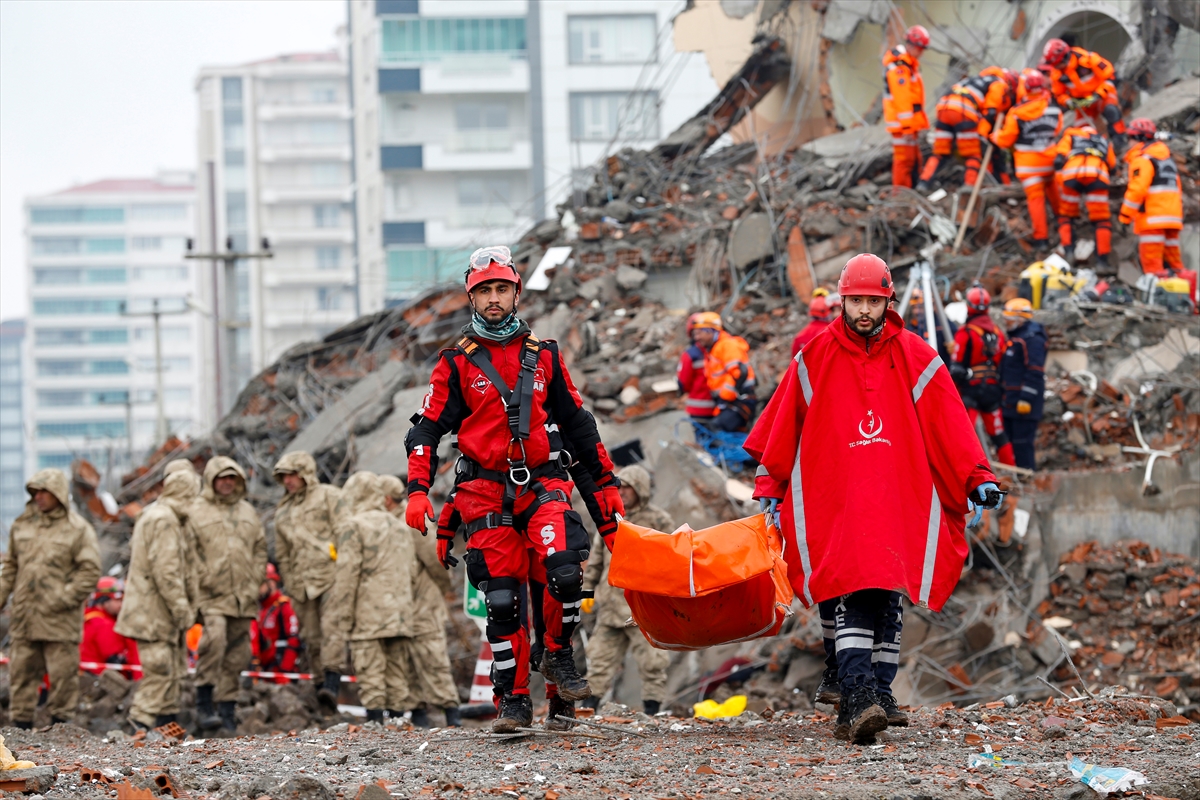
left=819, top=590, right=903, bottom=695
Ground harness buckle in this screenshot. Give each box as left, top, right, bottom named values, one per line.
left=509, top=466, right=532, bottom=486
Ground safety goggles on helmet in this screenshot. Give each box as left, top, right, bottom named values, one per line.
left=469, top=246, right=514, bottom=272
left=465, top=246, right=522, bottom=293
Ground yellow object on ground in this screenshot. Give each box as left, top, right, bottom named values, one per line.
left=693, top=695, right=748, bottom=719
left=0, top=734, right=37, bottom=769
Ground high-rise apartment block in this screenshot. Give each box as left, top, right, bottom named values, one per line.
left=348, top=0, right=716, bottom=309
left=0, top=318, right=26, bottom=535
left=194, top=51, right=356, bottom=414
left=23, top=174, right=205, bottom=483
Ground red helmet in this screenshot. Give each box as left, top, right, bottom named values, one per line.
left=966, top=284, right=991, bottom=313
left=685, top=312, right=702, bottom=334
left=808, top=296, right=832, bottom=320
left=95, top=576, right=124, bottom=599
left=1022, top=69, right=1047, bottom=94
left=905, top=25, right=930, bottom=50
left=464, top=246, right=522, bottom=293
left=999, top=68, right=1019, bottom=94
left=838, top=254, right=894, bottom=298
left=265, top=563, right=281, bottom=583
left=1127, top=117, right=1156, bottom=141
left=1042, top=38, right=1071, bottom=67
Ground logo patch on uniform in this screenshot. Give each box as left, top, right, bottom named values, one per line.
left=534, top=367, right=546, bottom=393
left=540, top=524, right=556, bottom=546
left=420, top=383, right=434, bottom=414
left=850, top=409, right=892, bottom=448
left=471, top=376, right=491, bottom=395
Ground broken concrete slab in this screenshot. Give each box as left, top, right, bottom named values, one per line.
left=0, top=766, right=58, bottom=794
left=616, top=264, right=649, bottom=291
left=1135, top=76, right=1200, bottom=124
left=800, top=124, right=889, bottom=159
left=1108, top=327, right=1200, bottom=384
left=353, top=385, right=431, bottom=478
left=729, top=212, right=775, bottom=268
left=284, top=359, right=413, bottom=458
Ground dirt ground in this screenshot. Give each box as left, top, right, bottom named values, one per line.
left=4, top=693, right=1196, bottom=800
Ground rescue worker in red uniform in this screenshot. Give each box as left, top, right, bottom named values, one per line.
left=1041, top=39, right=1126, bottom=152
left=791, top=293, right=840, bottom=356
left=918, top=67, right=1018, bottom=192
left=250, top=564, right=302, bottom=684
left=747, top=253, right=1001, bottom=743
left=1053, top=122, right=1117, bottom=267
left=991, top=70, right=1063, bottom=248
left=950, top=285, right=1014, bottom=465
left=883, top=25, right=930, bottom=188
left=81, top=577, right=141, bottom=680
left=1120, top=118, right=1185, bottom=275
left=677, top=313, right=715, bottom=422
left=405, top=246, right=624, bottom=733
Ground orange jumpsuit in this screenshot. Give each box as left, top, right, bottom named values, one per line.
left=1047, top=48, right=1124, bottom=140
left=992, top=91, right=1063, bottom=243
left=920, top=67, right=1013, bottom=188
left=703, top=331, right=757, bottom=432
left=1054, top=126, right=1116, bottom=258
left=1119, top=140, right=1184, bottom=273
left=883, top=45, right=927, bottom=188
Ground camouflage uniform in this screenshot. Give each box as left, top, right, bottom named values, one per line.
left=191, top=457, right=267, bottom=703
left=272, top=451, right=347, bottom=677
left=379, top=475, right=459, bottom=712
left=116, top=467, right=197, bottom=727
left=0, top=469, right=102, bottom=724
left=332, top=472, right=416, bottom=713
left=582, top=465, right=671, bottom=705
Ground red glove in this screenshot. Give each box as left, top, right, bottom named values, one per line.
left=437, top=535, right=458, bottom=570
left=405, top=492, right=434, bottom=534
left=594, top=482, right=625, bottom=547
left=436, top=499, right=460, bottom=569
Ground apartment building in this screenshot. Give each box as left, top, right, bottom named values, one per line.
left=0, top=319, right=26, bottom=536
left=23, top=175, right=205, bottom=484
left=348, top=0, right=717, bottom=309
left=194, top=51, right=356, bottom=412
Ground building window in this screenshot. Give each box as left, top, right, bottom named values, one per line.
left=316, top=287, right=344, bottom=310
left=385, top=177, right=414, bottom=215
left=30, top=237, right=124, bottom=255
left=37, top=453, right=75, bottom=469
left=93, top=390, right=129, bottom=405
left=132, top=266, right=188, bottom=282
left=457, top=177, right=512, bottom=207
left=87, top=238, right=126, bottom=254
left=452, top=102, right=513, bottom=152
left=316, top=247, right=342, bottom=270
left=29, top=206, right=124, bottom=225
left=310, top=83, right=339, bottom=104
left=33, top=298, right=125, bottom=316
left=36, top=329, right=87, bottom=346
left=37, top=390, right=85, bottom=407
left=37, top=360, right=85, bottom=377
left=314, top=204, right=342, bottom=228
left=569, top=91, right=659, bottom=141
left=136, top=356, right=190, bottom=372
left=37, top=420, right=127, bottom=439
left=380, top=18, right=527, bottom=63
left=311, top=162, right=344, bottom=185
left=134, top=325, right=190, bottom=343
left=381, top=97, right=417, bottom=143
left=91, top=360, right=130, bottom=375
left=164, top=388, right=192, bottom=404
left=386, top=248, right=473, bottom=296
left=568, top=15, right=657, bottom=64
left=129, top=204, right=188, bottom=221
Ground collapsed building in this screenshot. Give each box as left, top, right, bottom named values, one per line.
left=64, top=0, right=1199, bottom=728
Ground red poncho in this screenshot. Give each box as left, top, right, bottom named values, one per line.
left=746, top=311, right=995, bottom=612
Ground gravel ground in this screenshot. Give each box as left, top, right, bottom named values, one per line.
left=3, top=694, right=1197, bottom=800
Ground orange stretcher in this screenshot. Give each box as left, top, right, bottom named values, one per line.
left=606, top=514, right=793, bottom=651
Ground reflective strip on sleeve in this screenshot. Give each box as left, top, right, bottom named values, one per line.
left=912, top=354, right=944, bottom=403
left=790, top=444, right=813, bottom=606
left=918, top=487, right=942, bottom=607
left=795, top=351, right=813, bottom=406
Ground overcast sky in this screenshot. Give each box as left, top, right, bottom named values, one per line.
left=0, top=0, right=345, bottom=322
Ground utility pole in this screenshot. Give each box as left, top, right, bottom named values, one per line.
left=121, top=298, right=191, bottom=448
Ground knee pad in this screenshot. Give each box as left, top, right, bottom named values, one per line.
left=990, top=431, right=1010, bottom=448
left=484, top=577, right=521, bottom=625
left=544, top=550, right=584, bottom=602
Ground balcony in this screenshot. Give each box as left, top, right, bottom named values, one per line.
left=258, top=144, right=352, bottom=163
left=258, top=104, right=351, bottom=121
left=424, top=139, right=531, bottom=171
left=262, top=268, right=355, bottom=287
left=261, top=227, right=354, bottom=245
left=420, top=58, right=529, bottom=94
left=261, top=186, right=353, bottom=204
left=263, top=307, right=357, bottom=329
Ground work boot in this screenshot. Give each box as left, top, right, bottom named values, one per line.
left=217, top=701, right=237, bottom=734
left=540, top=647, right=590, bottom=702
left=643, top=700, right=661, bottom=716
left=580, top=696, right=600, bottom=710
left=317, top=671, right=341, bottom=713
left=877, top=693, right=909, bottom=727
left=128, top=717, right=152, bottom=733
left=492, top=694, right=533, bottom=733
left=366, top=708, right=385, bottom=723
left=1096, top=253, right=1110, bottom=271
left=196, top=685, right=221, bottom=731
left=409, top=708, right=432, bottom=728
left=841, top=685, right=887, bottom=744
left=814, top=668, right=841, bottom=705
left=545, top=695, right=575, bottom=731
left=443, top=706, right=462, bottom=727
left=1063, top=244, right=1076, bottom=263
left=152, top=714, right=178, bottom=727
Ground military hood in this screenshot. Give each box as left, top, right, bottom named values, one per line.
left=616, top=464, right=651, bottom=513
left=377, top=474, right=407, bottom=503
left=201, top=456, right=247, bottom=504
left=159, top=468, right=199, bottom=517
left=343, top=471, right=386, bottom=515
left=274, top=450, right=319, bottom=493
left=25, top=468, right=71, bottom=516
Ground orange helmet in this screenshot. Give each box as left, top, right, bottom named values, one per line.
left=464, top=246, right=521, bottom=293
left=1003, top=298, right=1034, bottom=320
left=838, top=254, right=894, bottom=298
left=691, top=311, right=722, bottom=331
left=905, top=25, right=930, bottom=50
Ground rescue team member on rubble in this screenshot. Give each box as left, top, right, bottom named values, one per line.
left=272, top=450, right=346, bottom=711
left=580, top=465, right=672, bottom=716
left=250, top=564, right=302, bottom=684
left=791, top=292, right=841, bottom=356
left=405, top=245, right=624, bottom=733
left=1120, top=118, right=1185, bottom=275
left=950, top=285, right=1014, bottom=466
left=116, top=464, right=197, bottom=730
left=917, top=67, right=1018, bottom=192
left=1054, top=122, right=1117, bottom=268
left=746, top=254, right=1002, bottom=743
left=81, top=578, right=140, bottom=680
left=1000, top=298, right=1047, bottom=472
left=692, top=312, right=757, bottom=433
left=191, top=456, right=267, bottom=733
left=883, top=25, right=930, bottom=188
left=379, top=475, right=462, bottom=728
left=677, top=313, right=716, bottom=423
left=0, top=469, right=101, bottom=728
left=333, top=471, right=417, bottom=723
left=991, top=70, right=1063, bottom=251
left=1041, top=39, right=1127, bottom=152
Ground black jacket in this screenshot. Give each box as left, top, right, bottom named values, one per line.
left=1000, top=321, right=1047, bottom=420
